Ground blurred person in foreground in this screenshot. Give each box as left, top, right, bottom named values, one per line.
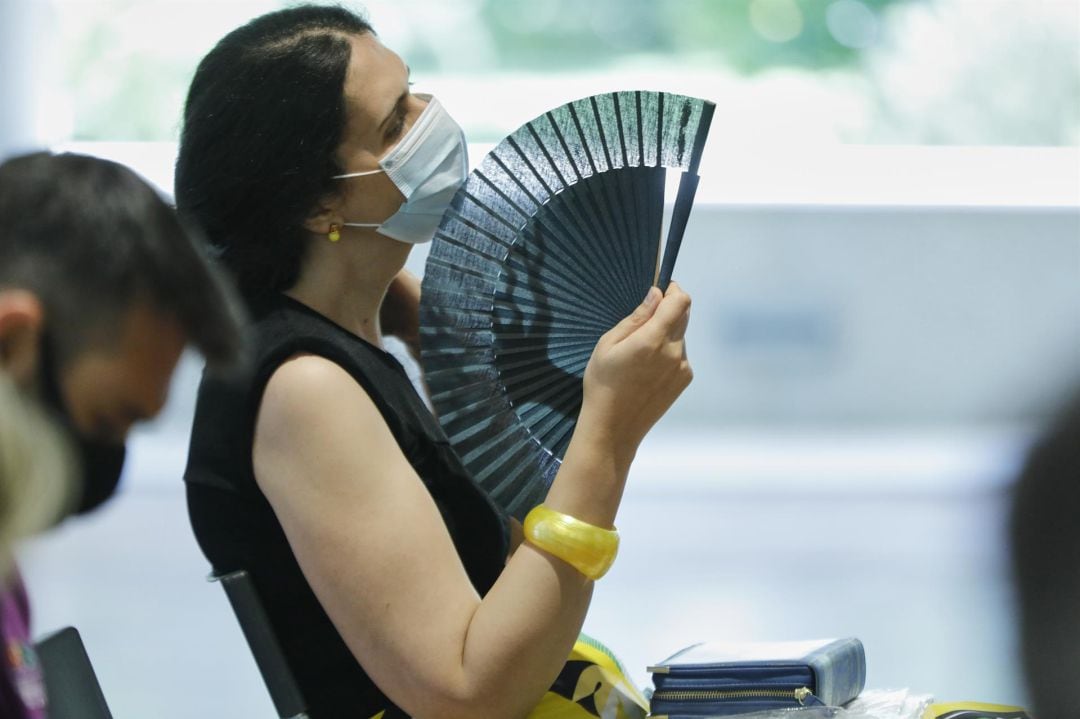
left=0, top=375, right=73, bottom=579
left=1011, top=390, right=1080, bottom=719
left=0, top=151, right=245, bottom=718
left=0, top=375, right=72, bottom=716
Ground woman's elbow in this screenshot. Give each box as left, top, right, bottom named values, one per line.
left=409, top=678, right=537, bottom=719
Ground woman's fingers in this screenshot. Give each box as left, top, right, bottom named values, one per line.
left=603, top=286, right=662, bottom=345
left=641, top=282, right=692, bottom=343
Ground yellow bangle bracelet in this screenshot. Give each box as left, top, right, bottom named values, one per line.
left=523, top=504, right=619, bottom=580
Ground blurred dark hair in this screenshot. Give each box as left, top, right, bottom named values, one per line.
left=0, top=151, right=246, bottom=369
left=174, top=4, right=373, bottom=300
left=1011, top=388, right=1080, bottom=719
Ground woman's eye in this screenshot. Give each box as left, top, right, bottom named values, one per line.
left=387, top=113, right=406, bottom=141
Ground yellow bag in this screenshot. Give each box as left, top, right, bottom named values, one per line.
left=921, top=702, right=1030, bottom=719
left=527, top=633, right=649, bottom=719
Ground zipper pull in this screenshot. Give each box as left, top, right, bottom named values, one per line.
left=795, top=687, right=823, bottom=706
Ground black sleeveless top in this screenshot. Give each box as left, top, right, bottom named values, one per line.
left=184, top=294, right=510, bottom=719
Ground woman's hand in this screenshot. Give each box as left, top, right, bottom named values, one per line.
left=578, top=283, right=693, bottom=466
left=380, top=269, right=422, bottom=358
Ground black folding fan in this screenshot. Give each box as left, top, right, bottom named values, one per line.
left=419, top=90, right=714, bottom=519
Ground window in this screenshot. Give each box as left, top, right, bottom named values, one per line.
left=47, top=0, right=1078, bottom=147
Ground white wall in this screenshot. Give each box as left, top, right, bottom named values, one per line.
left=0, top=0, right=53, bottom=160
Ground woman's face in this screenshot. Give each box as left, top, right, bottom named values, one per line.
left=333, top=33, right=428, bottom=227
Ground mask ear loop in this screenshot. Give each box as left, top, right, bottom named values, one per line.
left=331, top=168, right=387, bottom=228
left=332, top=168, right=384, bottom=180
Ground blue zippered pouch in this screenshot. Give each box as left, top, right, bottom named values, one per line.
left=647, top=638, right=866, bottom=717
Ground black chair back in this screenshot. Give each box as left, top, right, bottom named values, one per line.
left=210, top=569, right=309, bottom=719
left=34, top=626, right=113, bottom=719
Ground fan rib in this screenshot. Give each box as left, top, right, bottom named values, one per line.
left=518, top=387, right=584, bottom=446
left=427, top=255, right=498, bottom=282
left=488, top=153, right=545, bottom=209
left=443, top=208, right=515, bottom=249
left=579, top=170, right=648, bottom=300
left=545, top=111, right=585, bottom=182
left=495, top=343, right=600, bottom=372
left=595, top=171, right=637, bottom=286
left=461, top=190, right=530, bottom=234
left=656, top=92, right=665, bottom=167
left=505, top=370, right=581, bottom=413
left=587, top=96, right=615, bottom=171
left=479, top=447, right=537, bottom=499
left=501, top=237, right=627, bottom=318
left=505, top=136, right=558, bottom=197
left=496, top=260, right=619, bottom=326
left=505, top=211, right=626, bottom=308
left=688, top=101, right=716, bottom=174
left=458, top=422, right=526, bottom=465
left=541, top=186, right=642, bottom=304
left=492, top=345, right=596, bottom=371
left=570, top=103, right=602, bottom=174
left=527, top=202, right=631, bottom=309
left=612, top=93, right=629, bottom=167
left=475, top=171, right=534, bottom=225
left=490, top=300, right=617, bottom=332
left=431, top=231, right=507, bottom=267
left=635, top=91, right=645, bottom=167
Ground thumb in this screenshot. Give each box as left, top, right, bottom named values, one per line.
left=603, top=287, right=661, bottom=345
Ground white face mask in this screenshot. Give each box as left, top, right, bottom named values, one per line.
left=334, top=94, right=468, bottom=245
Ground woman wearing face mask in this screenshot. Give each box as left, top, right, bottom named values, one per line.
left=178, top=6, right=692, bottom=719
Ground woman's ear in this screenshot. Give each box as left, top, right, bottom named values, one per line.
left=304, top=195, right=344, bottom=237
left=0, top=290, right=45, bottom=387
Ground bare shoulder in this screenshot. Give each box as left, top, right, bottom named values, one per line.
left=254, top=352, right=398, bottom=497
left=259, top=353, right=379, bottom=434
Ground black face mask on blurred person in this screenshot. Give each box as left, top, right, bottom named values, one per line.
left=39, top=335, right=127, bottom=516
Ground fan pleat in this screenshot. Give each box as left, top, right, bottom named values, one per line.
left=426, top=254, right=499, bottom=283
left=506, top=133, right=564, bottom=197
left=584, top=96, right=615, bottom=171
left=499, top=236, right=622, bottom=320
left=496, top=336, right=600, bottom=356
left=575, top=174, right=642, bottom=301
left=443, top=204, right=515, bottom=247
left=478, top=444, right=537, bottom=499
left=487, top=151, right=550, bottom=209
left=497, top=355, right=595, bottom=389
left=496, top=349, right=600, bottom=377
left=567, top=103, right=605, bottom=175
left=519, top=392, right=582, bottom=458
left=491, top=315, right=610, bottom=335
left=522, top=204, right=630, bottom=310
left=457, top=420, right=527, bottom=466
left=420, top=90, right=714, bottom=519
left=459, top=190, right=530, bottom=235
left=541, top=111, right=589, bottom=182
left=512, top=400, right=584, bottom=456
left=506, top=213, right=630, bottom=315
left=501, top=234, right=630, bottom=319
left=474, top=170, right=538, bottom=224
left=504, top=364, right=583, bottom=406
left=592, top=169, right=641, bottom=285
left=535, top=186, right=642, bottom=304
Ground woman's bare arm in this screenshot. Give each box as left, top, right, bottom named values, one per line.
left=253, top=284, right=691, bottom=719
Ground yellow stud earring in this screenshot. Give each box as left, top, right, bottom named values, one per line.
left=328, top=224, right=341, bottom=243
